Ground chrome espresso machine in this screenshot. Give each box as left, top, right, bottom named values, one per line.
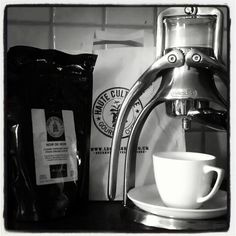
left=108, top=7, right=228, bottom=230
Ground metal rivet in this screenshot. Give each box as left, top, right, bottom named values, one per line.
left=168, top=55, right=177, bottom=63
left=192, top=54, right=201, bottom=62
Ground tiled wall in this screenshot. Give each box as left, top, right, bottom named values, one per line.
left=7, top=6, right=158, bottom=52
left=6, top=5, right=229, bottom=169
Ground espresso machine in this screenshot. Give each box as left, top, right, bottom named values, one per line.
left=108, top=7, right=228, bottom=230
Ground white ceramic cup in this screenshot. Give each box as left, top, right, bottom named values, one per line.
left=153, top=152, right=224, bottom=209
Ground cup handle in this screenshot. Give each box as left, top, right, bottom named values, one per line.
left=197, top=165, right=225, bottom=203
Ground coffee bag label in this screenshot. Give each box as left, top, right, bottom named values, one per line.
left=31, top=109, right=78, bottom=185
left=93, top=87, right=143, bottom=138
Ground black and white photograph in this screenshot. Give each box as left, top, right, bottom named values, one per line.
left=1, top=0, right=235, bottom=235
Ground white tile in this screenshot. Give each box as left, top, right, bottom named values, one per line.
left=214, top=74, right=228, bottom=101
left=107, top=7, right=154, bottom=25
left=185, top=131, right=202, bottom=152
left=222, top=29, right=228, bottom=65
left=219, top=6, right=229, bottom=30
left=7, top=24, right=50, bottom=49
left=205, top=132, right=228, bottom=170
left=144, top=29, right=155, bottom=47
left=7, top=6, right=50, bottom=22
left=104, top=28, right=140, bottom=48
left=54, top=26, right=99, bottom=54
left=218, top=6, right=229, bottom=66
left=105, top=28, right=154, bottom=48
left=54, top=7, right=103, bottom=24
left=186, top=130, right=228, bottom=168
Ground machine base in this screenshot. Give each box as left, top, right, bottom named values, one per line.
left=121, top=205, right=228, bottom=231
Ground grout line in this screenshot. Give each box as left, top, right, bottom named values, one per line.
left=103, top=24, right=153, bottom=29
left=186, top=129, right=225, bottom=133
left=153, top=6, right=158, bottom=48
left=201, top=127, right=206, bottom=153
left=155, top=7, right=165, bottom=55
left=8, top=19, right=228, bottom=31
left=49, top=7, right=54, bottom=49
left=8, top=20, right=154, bottom=29
left=102, top=6, right=107, bottom=49
left=52, top=7, right=56, bottom=49
left=102, top=7, right=107, bottom=30
left=8, top=20, right=50, bottom=26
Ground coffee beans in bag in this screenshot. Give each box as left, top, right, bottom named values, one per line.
left=6, top=46, right=97, bottom=221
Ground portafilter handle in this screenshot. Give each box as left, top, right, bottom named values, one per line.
left=108, top=49, right=185, bottom=200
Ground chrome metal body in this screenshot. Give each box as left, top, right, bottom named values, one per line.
left=108, top=6, right=228, bottom=230
left=156, top=7, right=223, bottom=60
left=108, top=49, right=185, bottom=199
left=122, top=206, right=228, bottom=230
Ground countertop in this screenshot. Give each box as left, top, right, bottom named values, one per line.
left=5, top=201, right=229, bottom=234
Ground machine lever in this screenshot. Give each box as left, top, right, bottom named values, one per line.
left=186, top=49, right=228, bottom=89
left=108, top=49, right=184, bottom=200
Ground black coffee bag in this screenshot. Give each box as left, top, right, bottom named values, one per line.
left=6, top=46, right=97, bottom=221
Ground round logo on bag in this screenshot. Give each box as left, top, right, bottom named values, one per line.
left=46, top=116, right=64, bottom=138
left=93, top=87, right=143, bottom=138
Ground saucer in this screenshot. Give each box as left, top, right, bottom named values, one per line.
left=127, top=185, right=227, bottom=219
